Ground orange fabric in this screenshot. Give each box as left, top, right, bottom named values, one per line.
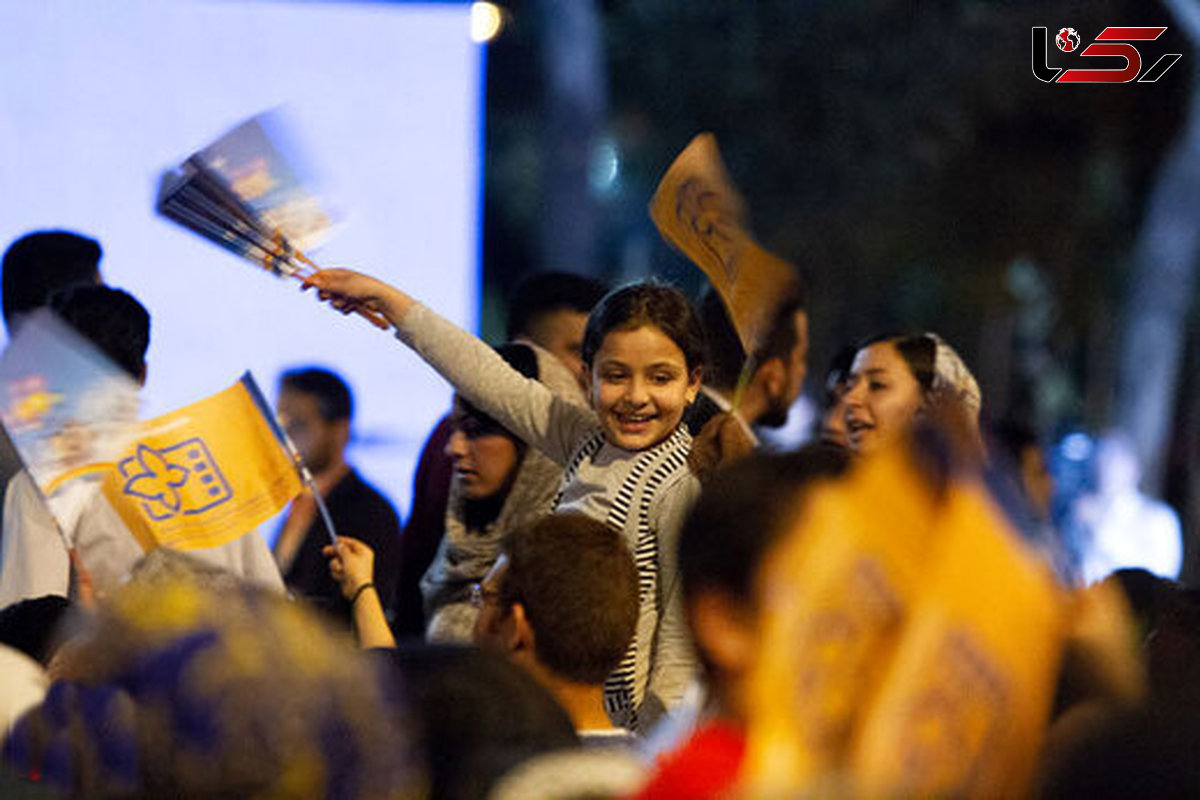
left=649, top=133, right=799, bottom=355
left=741, top=443, right=1068, bottom=798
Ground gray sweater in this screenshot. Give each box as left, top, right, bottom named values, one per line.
left=396, top=304, right=699, bottom=728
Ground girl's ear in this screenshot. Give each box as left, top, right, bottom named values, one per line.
left=686, top=367, right=703, bottom=404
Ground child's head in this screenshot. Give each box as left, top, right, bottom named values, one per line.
left=580, top=282, right=706, bottom=451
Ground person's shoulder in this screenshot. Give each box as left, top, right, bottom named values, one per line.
left=629, top=720, right=744, bottom=800
left=338, top=470, right=401, bottom=521
left=579, top=727, right=640, bottom=749
left=655, top=441, right=701, bottom=490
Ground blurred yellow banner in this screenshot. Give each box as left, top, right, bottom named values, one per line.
left=743, top=446, right=940, bottom=790
left=649, top=133, right=799, bottom=355
left=849, top=482, right=1066, bottom=798
left=101, top=375, right=300, bottom=552
left=742, top=444, right=1068, bottom=798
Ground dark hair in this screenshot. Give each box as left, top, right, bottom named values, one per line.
left=0, top=595, right=73, bottom=667
left=820, top=345, right=857, bottom=408
left=500, top=513, right=638, bottom=685
left=379, top=644, right=577, bottom=800
left=279, top=367, right=354, bottom=422
left=856, top=331, right=938, bottom=393
left=581, top=282, right=707, bottom=373
left=49, top=285, right=150, bottom=381
left=453, top=342, right=540, bottom=439
left=679, top=445, right=851, bottom=608
left=988, top=418, right=1040, bottom=468
left=506, top=272, right=608, bottom=341
left=2, top=230, right=102, bottom=331
left=699, top=286, right=806, bottom=391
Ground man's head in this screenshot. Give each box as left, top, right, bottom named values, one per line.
left=473, top=513, right=638, bottom=688
left=277, top=367, right=353, bottom=476
left=49, top=285, right=150, bottom=384
left=699, top=286, right=809, bottom=428
left=507, top=272, right=608, bottom=386
left=679, top=445, right=850, bottom=715
left=3, top=230, right=103, bottom=333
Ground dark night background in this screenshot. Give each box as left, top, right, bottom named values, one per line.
left=475, top=0, right=1200, bottom=576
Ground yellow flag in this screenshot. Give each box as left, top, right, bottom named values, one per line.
left=848, top=482, right=1066, bottom=798
left=742, top=446, right=941, bottom=792
left=101, top=374, right=301, bottom=553
left=742, top=442, right=1068, bottom=798
left=649, top=133, right=799, bottom=355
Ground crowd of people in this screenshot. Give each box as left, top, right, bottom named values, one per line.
left=0, top=228, right=1194, bottom=798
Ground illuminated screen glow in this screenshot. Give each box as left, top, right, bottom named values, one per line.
left=0, top=0, right=483, bottom=520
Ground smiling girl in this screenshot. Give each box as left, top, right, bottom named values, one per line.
left=308, top=269, right=705, bottom=730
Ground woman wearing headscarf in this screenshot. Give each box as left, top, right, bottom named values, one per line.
left=421, top=342, right=586, bottom=642
left=841, top=332, right=982, bottom=457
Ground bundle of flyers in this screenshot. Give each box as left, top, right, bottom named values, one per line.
left=156, top=110, right=387, bottom=328
left=157, top=109, right=339, bottom=279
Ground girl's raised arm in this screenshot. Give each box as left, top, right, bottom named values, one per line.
left=305, top=269, right=416, bottom=328
left=307, top=268, right=595, bottom=464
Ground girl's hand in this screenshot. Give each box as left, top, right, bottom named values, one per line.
left=303, top=268, right=414, bottom=328
left=323, top=535, right=376, bottom=600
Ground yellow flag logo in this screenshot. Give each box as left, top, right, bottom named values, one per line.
left=103, top=375, right=301, bottom=553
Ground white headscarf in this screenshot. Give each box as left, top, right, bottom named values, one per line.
left=926, top=333, right=981, bottom=419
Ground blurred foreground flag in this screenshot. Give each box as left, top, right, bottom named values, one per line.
left=848, top=480, right=1066, bottom=798
left=742, top=441, right=1067, bottom=798
left=101, top=373, right=301, bottom=553
left=649, top=133, right=800, bottom=355
left=743, top=446, right=941, bottom=790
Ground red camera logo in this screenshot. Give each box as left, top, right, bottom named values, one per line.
left=1033, top=26, right=1181, bottom=83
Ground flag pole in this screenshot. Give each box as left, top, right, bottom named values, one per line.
left=240, top=372, right=339, bottom=544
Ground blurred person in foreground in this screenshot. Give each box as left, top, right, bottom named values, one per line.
left=632, top=445, right=851, bottom=799
left=3, top=548, right=420, bottom=799
left=378, top=643, right=577, bottom=800
left=327, top=512, right=641, bottom=744
left=273, top=367, right=401, bottom=628
left=395, top=272, right=605, bottom=637
left=0, top=596, right=73, bottom=743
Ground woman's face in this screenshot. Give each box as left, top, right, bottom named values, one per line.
left=842, top=341, right=924, bottom=454
left=444, top=406, right=521, bottom=500
left=586, top=325, right=701, bottom=451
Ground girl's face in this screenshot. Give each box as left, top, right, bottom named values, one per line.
left=843, top=341, right=924, bottom=454
left=444, top=406, right=521, bottom=500
left=587, top=325, right=701, bottom=451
